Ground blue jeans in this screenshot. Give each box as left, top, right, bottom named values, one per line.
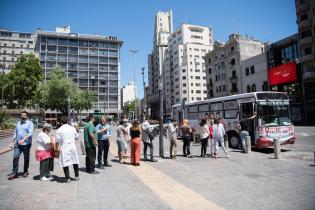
left=240, top=131, right=249, bottom=152
left=12, top=144, right=32, bottom=174
left=143, top=141, right=154, bottom=159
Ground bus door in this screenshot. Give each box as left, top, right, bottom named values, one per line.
left=238, top=98, right=256, bottom=144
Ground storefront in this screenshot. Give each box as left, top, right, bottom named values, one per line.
left=268, top=62, right=304, bottom=124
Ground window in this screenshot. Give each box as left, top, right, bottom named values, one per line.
left=301, top=30, right=312, bottom=39
left=183, top=83, right=186, bottom=87
left=208, top=68, right=212, bottom=74
left=183, top=76, right=186, bottom=80
left=300, top=14, right=308, bottom=21
left=304, top=47, right=312, bottom=55
left=250, top=66, right=255, bottom=74
left=245, top=67, right=249, bottom=76
left=191, top=90, right=194, bottom=93
left=231, top=46, right=234, bottom=53
left=183, top=90, right=187, bottom=94
left=191, top=83, right=194, bottom=86
left=247, top=85, right=251, bottom=93
left=195, top=76, right=200, bottom=79
left=251, top=84, right=256, bottom=92
left=196, top=90, right=201, bottom=93
left=223, top=85, right=226, bottom=91
left=230, top=58, right=235, bottom=65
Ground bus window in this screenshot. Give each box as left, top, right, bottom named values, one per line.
left=240, top=103, right=253, bottom=119
left=224, top=110, right=238, bottom=119
left=211, top=102, right=223, bottom=111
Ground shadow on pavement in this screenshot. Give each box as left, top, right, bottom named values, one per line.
left=252, top=148, right=291, bottom=154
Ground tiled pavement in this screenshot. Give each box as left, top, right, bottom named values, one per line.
left=0, top=127, right=314, bottom=210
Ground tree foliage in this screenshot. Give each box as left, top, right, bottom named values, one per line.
left=0, top=111, right=15, bottom=130
left=5, top=54, right=43, bottom=108
left=38, top=68, right=96, bottom=115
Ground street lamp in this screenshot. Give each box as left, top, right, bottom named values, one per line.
left=130, top=50, right=138, bottom=120
left=1, top=62, right=6, bottom=110
left=67, top=96, right=71, bottom=124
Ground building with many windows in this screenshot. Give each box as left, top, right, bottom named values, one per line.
left=205, top=34, right=265, bottom=99
left=164, top=24, right=213, bottom=116
left=0, top=29, right=35, bottom=74
left=147, top=10, right=173, bottom=119
left=295, top=0, right=315, bottom=124
left=35, top=26, right=123, bottom=117
left=241, top=52, right=268, bottom=93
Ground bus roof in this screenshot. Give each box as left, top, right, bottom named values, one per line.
left=172, top=91, right=289, bottom=108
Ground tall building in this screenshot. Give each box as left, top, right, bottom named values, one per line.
left=241, top=53, right=268, bottom=93
left=205, top=34, right=265, bottom=98
left=267, top=34, right=303, bottom=124
left=0, top=29, right=35, bottom=74
left=35, top=26, right=123, bottom=117
left=147, top=10, right=173, bottom=119
left=121, top=81, right=136, bottom=106
left=295, top=0, right=315, bottom=124
left=164, top=24, right=213, bottom=116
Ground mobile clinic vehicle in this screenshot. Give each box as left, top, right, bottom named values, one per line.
left=172, top=92, right=295, bottom=149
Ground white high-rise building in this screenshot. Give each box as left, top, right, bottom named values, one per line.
left=148, top=10, right=173, bottom=119
left=122, top=81, right=136, bottom=105
left=164, top=24, right=213, bottom=116
left=205, top=34, right=265, bottom=98
left=0, top=29, right=35, bottom=74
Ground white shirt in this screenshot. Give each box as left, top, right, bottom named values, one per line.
left=36, top=131, right=51, bottom=151
left=141, top=121, right=152, bottom=143
left=56, top=124, right=79, bottom=167
left=167, top=123, right=176, bottom=141
left=199, top=124, right=209, bottom=139
left=213, top=123, right=225, bottom=140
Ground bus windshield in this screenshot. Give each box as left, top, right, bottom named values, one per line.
left=257, top=101, right=292, bottom=127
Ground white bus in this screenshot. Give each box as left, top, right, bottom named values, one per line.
left=172, top=92, right=295, bottom=149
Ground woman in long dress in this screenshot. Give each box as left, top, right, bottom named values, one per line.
left=130, top=120, right=141, bottom=166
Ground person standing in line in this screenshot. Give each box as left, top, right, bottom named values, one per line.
left=130, top=120, right=141, bottom=166
left=239, top=113, right=256, bottom=153
left=84, top=114, right=99, bottom=174
left=116, top=119, right=128, bottom=163
left=213, top=119, right=230, bottom=158
left=199, top=118, right=210, bottom=158
left=35, top=124, right=55, bottom=181
left=8, top=111, right=34, bottom=180
left=96, top=116, right=112, bottom=168
left=181, top=119, right=192, bottom=157
left=123, top=120, right=131, bottom=159
left=167, top=119, right=178, bottom=160
left=141, top=118, right=157, bottom=162
left=56, top=116, right=80, bottom=182
left=209, top=121, right=215, bottom=157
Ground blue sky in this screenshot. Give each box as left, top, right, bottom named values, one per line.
left=1, top=0, right=297, bottom=98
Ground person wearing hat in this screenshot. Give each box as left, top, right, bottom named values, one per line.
left=35, top=124, right=55, bottom=181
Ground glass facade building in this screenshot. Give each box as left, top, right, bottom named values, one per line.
left=35, top=29, right=123, bottom=117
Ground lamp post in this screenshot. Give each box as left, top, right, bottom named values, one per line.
left=141, top=67, right=146, bottom=118
left=1, top=62, right=5, bottom=110
left=67, top=96, right=71, bottom=124
left=130, top=50, right=138, bottom=120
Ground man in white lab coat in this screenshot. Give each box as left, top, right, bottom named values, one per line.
left=56, top=116, right=80, bottom=183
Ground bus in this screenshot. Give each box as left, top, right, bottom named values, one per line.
left=172, top=92, right=295, bottom=149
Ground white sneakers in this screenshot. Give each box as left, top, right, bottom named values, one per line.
left=40, top=176, right=49, bottom=181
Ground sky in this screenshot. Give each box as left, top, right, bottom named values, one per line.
left=0, top=0, right=297, bottom=98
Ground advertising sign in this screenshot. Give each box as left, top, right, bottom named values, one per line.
left=268, top=62, right=297, bottom=86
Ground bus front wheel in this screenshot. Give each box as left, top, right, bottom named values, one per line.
left=229, top=134, right=241, bottom=149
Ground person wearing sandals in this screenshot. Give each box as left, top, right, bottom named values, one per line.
left=117, top=119, right=128, bottom=163
left=181, top=119, right=192, bottom=157
left=130, top=120, right=141, bottom=166
left=213, top=119, right=230, bottom=158
left=35, top=124, right=55, bottom=181
left=199, top=118, right=210, bottom=157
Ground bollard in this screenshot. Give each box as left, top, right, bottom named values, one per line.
left=246, top=136, right=251, bottom=154
left=273, top=138, right=281, bottom=159
left=224, top=135, right=229, bottom=151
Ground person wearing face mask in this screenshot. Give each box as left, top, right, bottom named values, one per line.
left=35, top=124, right=55, bottom=181
left=8, top=111, right=34, bottom=180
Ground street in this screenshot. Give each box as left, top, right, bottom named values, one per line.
left=0, top=126, right=314, bottom=210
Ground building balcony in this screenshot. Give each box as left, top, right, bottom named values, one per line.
left=302, top=54, right=314, bottom=63
left=299, top=19, right=311, bottom=29
left=297, top=1, right=309, bottom=13
left=229, top=76, right=238, bottom=82
left=300, top=36, right=313, bottom=46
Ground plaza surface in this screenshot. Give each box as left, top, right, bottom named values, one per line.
left=0, top=126, right=314, bottom=210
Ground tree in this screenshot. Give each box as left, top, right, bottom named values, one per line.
left=0, top=111, right=15, bottom=130
left=5, top=54, right=43, bottom=108
left=39, top=68, right=96, bottom=115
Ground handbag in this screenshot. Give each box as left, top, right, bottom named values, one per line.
left=51, top=142, right=60, bottom=158
left=145, top=129, right=155, bottom=141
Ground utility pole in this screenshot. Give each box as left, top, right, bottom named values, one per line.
left=67, top=96, right=71, bottom=124
left=130, top=50, right=138, bottom=120
left=141, top=67, right=146, bottom=118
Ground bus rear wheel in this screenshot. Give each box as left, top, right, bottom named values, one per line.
left=229, top=134, right=240, bottom=149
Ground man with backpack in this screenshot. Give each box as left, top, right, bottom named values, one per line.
left=141, top=118, right=157, bottom=162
